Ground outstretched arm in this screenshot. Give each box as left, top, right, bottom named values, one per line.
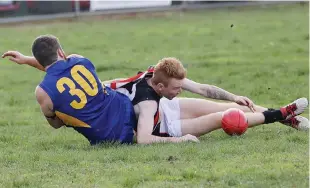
left=182, top=78, right=255, bottom=111
left=2, top=51, right=84, bottom=72
left=2, top=51, right=45, bottom=71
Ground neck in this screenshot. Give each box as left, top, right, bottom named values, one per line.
left=147, top=78, right=162, bottom=97
left=44, top=57, right=65, bottom=71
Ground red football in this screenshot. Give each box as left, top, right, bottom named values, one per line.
left=221, top=108, right=248, bottom=136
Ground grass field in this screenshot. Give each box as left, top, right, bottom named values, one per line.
left=0, top=3, right=309, bottom=188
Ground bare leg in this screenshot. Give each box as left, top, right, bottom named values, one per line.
left=181, top=112, right=265, bottom=137
left=179, top=98, right=268, bottom=119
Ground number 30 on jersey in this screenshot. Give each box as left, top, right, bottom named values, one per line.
left=56, top=65, right=98, bottom=109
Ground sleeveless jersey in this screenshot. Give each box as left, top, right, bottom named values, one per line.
left=39, top=57, right=137, bottom=144
left=106, top=67, right=170, bottom=137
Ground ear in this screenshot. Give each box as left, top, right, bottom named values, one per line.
left=57, top=48, right=67, bottom=60
left=157, top=83, right=165, bottom=91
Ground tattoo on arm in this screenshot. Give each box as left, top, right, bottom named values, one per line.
left=203, top=85, right=236, bottom=101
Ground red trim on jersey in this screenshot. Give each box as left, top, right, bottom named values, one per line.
left=110, top=73, right=144, bottom=89
left=111, top=82, right=116, bottom=89
left=114, top=68, right=154, bottom=84
left=154, top=111, right=159, bottom=126
left=110, top=68, right=154, bottom=90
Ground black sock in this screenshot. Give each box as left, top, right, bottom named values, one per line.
left=263, top=110, right=284, bottom=124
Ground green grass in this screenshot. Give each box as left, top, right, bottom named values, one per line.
left=0, top=3, right=309, bottom=188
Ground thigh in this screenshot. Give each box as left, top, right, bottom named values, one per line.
left=179, top=98, right=230, bottom=119
left=180, top=112, right=223, bottom=137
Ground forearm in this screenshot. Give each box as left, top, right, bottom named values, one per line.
left=201, top=84, right=236, bottom=101
left=25, top=56, right=45, bottom=72
left=137, top=135, right=180, bottom=144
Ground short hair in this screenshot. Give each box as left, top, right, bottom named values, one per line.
left=32, top=35, right=61, bottom=67
left=152, top=57, right=186, bottom=86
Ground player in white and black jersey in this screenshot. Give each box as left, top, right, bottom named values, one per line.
left=105, top=66, right=169, bottom=137
left=104, top=58, right=309, bottom=144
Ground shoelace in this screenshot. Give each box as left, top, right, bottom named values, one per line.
left=286, top=104, right=297, bottom=117
left=287, top=117, right=299, bottom=129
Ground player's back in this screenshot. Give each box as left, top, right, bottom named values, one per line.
left=39, top=57, right=136, bottom=144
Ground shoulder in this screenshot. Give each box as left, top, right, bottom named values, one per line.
left=35, top=86, right=46, bottom=100
left=80, top=58, right=95, bottom=70
left=68, top=57, right=94, bottom=68
left=133, top=80, right=160, bottom=105
left=67, top=54, right=84, bottom=59
left=136, top=100, right=158, bottom=115
left=35, top=86, right=53, bottom=107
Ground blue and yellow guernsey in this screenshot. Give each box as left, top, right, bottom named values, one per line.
left=39, top=57, right=136, bottom=145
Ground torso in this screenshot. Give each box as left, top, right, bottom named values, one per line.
left=40, top=57, right=136, bottom=144
left=107, top=69, right=170, bottom=137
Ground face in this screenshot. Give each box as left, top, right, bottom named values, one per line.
left=159, top=78, right=183, bottom=100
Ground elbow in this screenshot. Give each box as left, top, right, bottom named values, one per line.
left=200, top=83, right=216, bottom=95
left=198, top=85, right=209, bottom=96
left=198, top=87, right=205, bottom=95
left=50, top=123, right=63, bottom=129
left=53, top=125, right=63, bottom=129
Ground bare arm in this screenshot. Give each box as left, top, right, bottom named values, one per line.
left=182, top=78, right=237, bottom=101
left=136, top=101, right=184, bottom=144
left=182, top=78, right=255, bottom=111
left=24, top=56, right=45, bottom=71
left=2, top=51, right=45, bottom=71
left=35, top=86, right=64, bottom=129
left=2, top=51, right=84, bottom=72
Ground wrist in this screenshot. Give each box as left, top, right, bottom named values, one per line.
left=173, top=137, right=183, bottom=143
left=231, top=95, right=238, bottom=102
left=24, top=56, right=36, bottom=65
left=169, top=137, right=180, bottom=143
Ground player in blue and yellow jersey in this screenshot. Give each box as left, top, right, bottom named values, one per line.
left=3, top=35, right=136, bottom=145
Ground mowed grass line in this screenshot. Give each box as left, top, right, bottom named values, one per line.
left=0, top=3, right=308, bottom=188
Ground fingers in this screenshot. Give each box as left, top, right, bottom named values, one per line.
left=249, top=106, right=255, bottom=113
left=2, top=52, right=9, bottom=58
left=2, top=51, right=16, bottom=58
left=193, top=137, right=200, bottom=143
left=239, top=98, right=248, bottom=106
left=183, top=134, right=200, bottom=143
left=9, top=57, right=18, bottom=63
left=249, top=102, right=255, bottom=112
left=189, top=135, right=200, bottom=143
left=244, top=98, right=255, bottom=112
left=2, top=51, right=21, bottom=64
left=251, top=105, right=256, bottom=112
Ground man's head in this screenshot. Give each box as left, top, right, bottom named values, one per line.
left=32, top=35, right=66, bottom=68
left=151, top=57, right=186, bottom=100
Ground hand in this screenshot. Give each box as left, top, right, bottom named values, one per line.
left=233, top=95, right=255, bottom=112
left=179, top=134, right=200, bottom=143
left=2, top=51, right=29, bottom=65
